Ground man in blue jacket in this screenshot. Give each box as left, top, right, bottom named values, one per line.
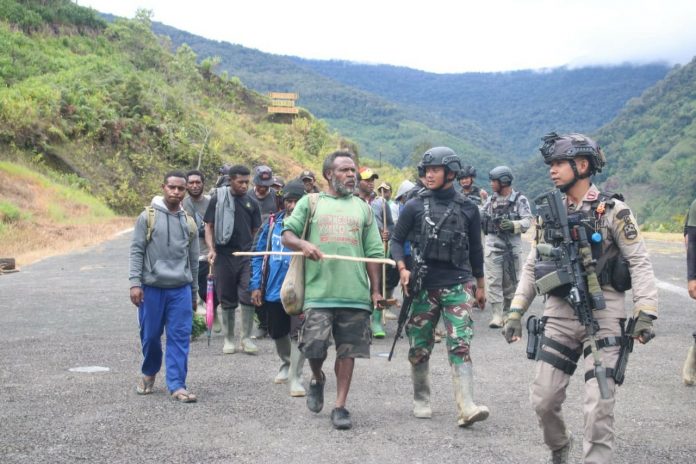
left=250, top=180, right=307, bottom=397
left=129, top=171, right=199, bottom=403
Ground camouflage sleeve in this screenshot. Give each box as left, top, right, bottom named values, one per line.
left=513, top=194, right=533, bottom=234
left=510, top=230, right=539, bottom=312
left=609, top=201, right=658, bottom=319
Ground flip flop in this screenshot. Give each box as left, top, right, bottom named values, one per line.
left=170, top=389, right=197, bottom=403
left=136, top=376, right=155, bottom=395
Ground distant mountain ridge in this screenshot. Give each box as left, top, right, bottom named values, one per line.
left=291, top=58, right=671, bottom=158
left=147, top=18, right=669, bottom=169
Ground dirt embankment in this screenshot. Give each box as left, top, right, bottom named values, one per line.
left=0, top=164, right=133, bottom=268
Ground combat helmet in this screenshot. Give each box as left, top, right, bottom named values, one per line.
left=489, top=166, right=513, bottom=186
left=420, top=147, right=462, bottom=175
left=457, top=165, right=477, bottom=180
left=539, top=132, right=606, bottom=176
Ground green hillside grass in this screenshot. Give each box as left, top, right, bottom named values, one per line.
left=0, top=3, right=363, bottom=216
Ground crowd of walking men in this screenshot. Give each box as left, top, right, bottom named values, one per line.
left=129, top=132, right=674, bottom=463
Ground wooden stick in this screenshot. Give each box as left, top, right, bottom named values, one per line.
left=233, top=251, right=396, bottom=267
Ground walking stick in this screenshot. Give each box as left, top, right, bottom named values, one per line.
left=233, top=251, right=396, bottom=266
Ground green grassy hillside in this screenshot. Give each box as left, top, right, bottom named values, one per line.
left=0, top=2, right=357, bottom=216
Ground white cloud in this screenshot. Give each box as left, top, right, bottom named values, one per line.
left=76, top=0, right=696, bottom=73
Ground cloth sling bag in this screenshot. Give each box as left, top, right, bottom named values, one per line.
left=281, top=193, right=319, bottom=316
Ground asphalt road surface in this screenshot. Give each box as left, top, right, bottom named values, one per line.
left=1, top=233, right=695, bottom=463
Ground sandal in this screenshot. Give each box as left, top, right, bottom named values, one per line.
left=171, top=389, right=197, bottom=403
left=136, top=376, right=155, bottom=395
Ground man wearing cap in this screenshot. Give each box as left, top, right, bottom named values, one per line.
left=300, top=170, right=320, bottom=193
left=356, top=167, right=378, bottom=203
left=249, top=165, right=282, bottom=339
left=371, top=182, right=398, bottom=333
left=251, top=165, right=280, bottom=224
left=250, top=179, right=308, bottom=397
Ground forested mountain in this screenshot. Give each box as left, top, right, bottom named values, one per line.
left=0, top=1, right=359, bottom=214
left=593, top=57, right=696, bottom=227
left=148, top=19, right=668, bottom=169
left=147, top=20, right=502, bottom=171
left=292, top=59, right=671, bottom=158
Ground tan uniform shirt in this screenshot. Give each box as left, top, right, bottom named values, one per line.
left=512, top=184, right=658, bottom=320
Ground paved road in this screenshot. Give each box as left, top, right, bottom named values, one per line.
left=1, top=234, right=695, bottom=463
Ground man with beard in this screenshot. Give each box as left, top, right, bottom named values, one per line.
left=282, top=150, right=384, bottom=430
left=183, top=170, right=219, bottom=330
left=390, top=147, right=488, bottom=427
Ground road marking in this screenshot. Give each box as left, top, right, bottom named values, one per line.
left=656, top=279, right=689, bottom=299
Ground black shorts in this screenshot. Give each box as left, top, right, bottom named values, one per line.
left=214, top=254, right=251, bottom=309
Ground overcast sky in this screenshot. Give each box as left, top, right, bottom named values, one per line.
left=76, top=0, right=696, bottom=73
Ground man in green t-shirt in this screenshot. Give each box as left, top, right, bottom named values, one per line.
left=282, top=150, right=384, bottom=430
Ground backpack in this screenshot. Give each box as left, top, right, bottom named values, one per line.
left=144, top=206, right=197, bottom=245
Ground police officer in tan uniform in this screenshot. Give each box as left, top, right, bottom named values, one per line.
left=502, top=133, right=657, bottom=464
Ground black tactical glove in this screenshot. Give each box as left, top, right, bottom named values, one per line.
left=499, top=219, right=514, bottom=232
left=631, top=311, right=655, bottom=344
left=502, top=311, right=522, bottom=343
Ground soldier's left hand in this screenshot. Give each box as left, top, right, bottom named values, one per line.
left=499, top=219, right=514, bottom=231
left=631, top=311, right=656, bottom=344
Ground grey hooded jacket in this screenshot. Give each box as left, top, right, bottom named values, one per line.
left=129, top=196, right=199, bottom=294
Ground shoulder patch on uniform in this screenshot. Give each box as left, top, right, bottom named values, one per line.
left=586, top=190, right=599, bottom=201
left=621, top=214, right=638, bottom=240
left=615, top=208, right=631, bottom=219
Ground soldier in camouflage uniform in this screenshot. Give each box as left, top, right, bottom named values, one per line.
left=481, top=166, right=532, bottom=328
left=502, top=133, right=658, bottom=463
left=391, top=147, right=488, bottom=427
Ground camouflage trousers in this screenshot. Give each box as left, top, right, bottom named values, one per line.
left=406, top=283, right=474, bottom=366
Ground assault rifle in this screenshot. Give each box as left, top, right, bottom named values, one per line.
left=388, top=248, right=427, bottom=361
left=534, top=189, right=611, bottom=399
left=484, top=212, right=518, bottom=285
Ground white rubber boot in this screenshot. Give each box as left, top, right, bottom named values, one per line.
left=411, top=361, right=432, bottom=418
left=220, top=308, right=236, bottom=354
left=488, top=302, right=504, bottom=328
left=274, top=335, right=291, bottom=384
left=240, top=304, right=258, bottom=354
left=451, top=362, right=489, bottom=427
left=288, top=340, right=306, bottom=397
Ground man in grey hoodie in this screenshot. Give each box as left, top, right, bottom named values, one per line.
left=129, top=171, right=199, bottom=403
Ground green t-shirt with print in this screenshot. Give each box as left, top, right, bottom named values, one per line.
left=282, top=192, right=384, bottom=311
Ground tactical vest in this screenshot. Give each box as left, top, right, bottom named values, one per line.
left=415, top=191, right=470, bottom=267
left=534, top=191, right=632, bottom=297
left=462, top=185, right=483, bottom=206
left=483, top=191, right=521, bottom=234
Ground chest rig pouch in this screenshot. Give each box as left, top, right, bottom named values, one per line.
left=533, top=191, right=631, bottom=296
left=419, top=192, right=469, bottom=267
left=483, top=192, right=521, bottom=235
